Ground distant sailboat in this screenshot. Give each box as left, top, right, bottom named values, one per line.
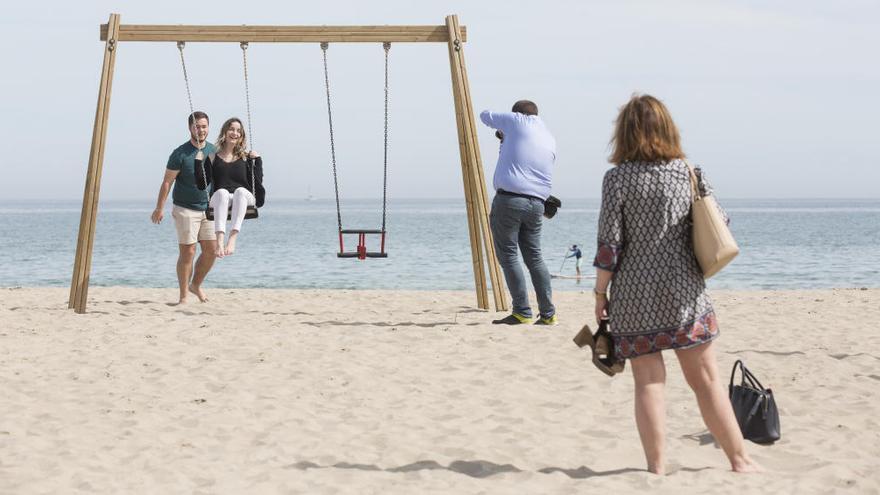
left=305, top=186, right=316, bottom=201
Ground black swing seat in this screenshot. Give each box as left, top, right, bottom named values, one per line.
left=337, top=252, right=388, bottom=258
left=206, top=205, right=259, bottom=221
left=338, top=229, right=388, bottom=259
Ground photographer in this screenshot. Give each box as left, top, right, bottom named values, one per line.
left=480, top=100, right=558, bottom=325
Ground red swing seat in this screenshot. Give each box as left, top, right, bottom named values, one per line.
left=338, top=229, right=387, bottom=259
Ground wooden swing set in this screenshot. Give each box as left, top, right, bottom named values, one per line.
left=69, top=13, right=508, bottom=314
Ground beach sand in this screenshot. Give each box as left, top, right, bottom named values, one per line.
left=1, top=287, right=878, bottom=494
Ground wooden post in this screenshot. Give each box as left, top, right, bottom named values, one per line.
left=446, top=18, right=488, bottom=309
left=445, top=15, right=508, bottom=312
left=447, top=15, right=508, bottom=312
left=69, top=13, right=121, bottom=313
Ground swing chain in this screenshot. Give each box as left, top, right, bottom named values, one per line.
left=382, top=42, right=390, bottom=233
left=240, top=41, right=255, bottom=153
left=241, top=41, right=256, bottom=196
left=177, top=41, right=195, bottom=117
left=321, top=42, right=343, bottom=233
left=177, top=41, right=209, bottom=196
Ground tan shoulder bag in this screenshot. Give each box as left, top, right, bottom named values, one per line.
left=686, top=161, right=739, bottom=278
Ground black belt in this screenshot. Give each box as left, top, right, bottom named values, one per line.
left=497, top=189, right=544, bottom=202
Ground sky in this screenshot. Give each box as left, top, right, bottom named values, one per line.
left=1, top=0, right=878, bottom=201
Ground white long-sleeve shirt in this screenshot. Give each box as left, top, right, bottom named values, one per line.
left=479, top=110, right=556, bottom=200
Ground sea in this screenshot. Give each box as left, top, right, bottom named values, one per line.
left=1, top=198, right=878, bottom=291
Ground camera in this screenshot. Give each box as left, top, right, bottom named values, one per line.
left=544, top=195, right=561, bottom=219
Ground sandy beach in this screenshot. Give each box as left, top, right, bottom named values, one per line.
left=1, top=287, right=878, bottom=493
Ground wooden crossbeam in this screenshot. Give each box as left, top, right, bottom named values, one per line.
left=100, top=24, right=466, bottom=43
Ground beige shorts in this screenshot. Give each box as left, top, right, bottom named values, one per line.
left=172, top=206, right=216, bottom=245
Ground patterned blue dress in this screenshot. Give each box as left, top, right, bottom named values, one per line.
left=593, top=159, right=726, bottom=361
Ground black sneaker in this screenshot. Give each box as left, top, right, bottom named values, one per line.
left=492, top=313, right=531, bottom=325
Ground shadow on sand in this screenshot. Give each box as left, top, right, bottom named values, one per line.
left=286, top=459, right=648, bottom=479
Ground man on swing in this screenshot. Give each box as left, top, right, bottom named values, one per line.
left=150, top=111, right=218, bottom=304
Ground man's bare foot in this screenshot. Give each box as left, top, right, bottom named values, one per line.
left=732, top=455, right=764, bottom=473
left=225, top=231, right=239, bottom=256
left=215, top=232, right=226, bottom=258
left=188, top=285, right=208, bottom=303
left=172, top=296, right=188, bottom=306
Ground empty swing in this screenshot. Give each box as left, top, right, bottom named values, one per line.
left=177, top=40, right=259, bottom=221
left=321, top=42, right=391, bottom=260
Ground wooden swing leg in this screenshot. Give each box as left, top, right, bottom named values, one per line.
left=446, top=15, right=489, bottom=310
left=70, top=14, right=121, bottom=314
left=454, top=14, right=508, bottom=313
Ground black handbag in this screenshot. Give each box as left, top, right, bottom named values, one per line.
left=728, top=360, right=780, bottom=444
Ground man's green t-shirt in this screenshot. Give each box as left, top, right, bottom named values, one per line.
left=167, top=141, right=217, bottom=211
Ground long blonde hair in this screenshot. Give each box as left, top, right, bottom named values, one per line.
left=216, top=117, right=248, bottom=160
left=609, top=94, right=685, bottom=165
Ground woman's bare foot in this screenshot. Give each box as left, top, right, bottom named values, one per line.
left=647, top=463, right=666, bottom=475
left=731, top=455, right=764, bottom=473
left=215, top=232, right=226, bottom=258
left=188, top=284, right=208, bottom=303
left=225, top=231, right=239, bottom=256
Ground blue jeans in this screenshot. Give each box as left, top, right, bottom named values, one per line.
left=489, top=194, right=555, bottom=319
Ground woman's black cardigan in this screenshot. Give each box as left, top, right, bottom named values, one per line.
left=194, top=153, right=265, bottom=208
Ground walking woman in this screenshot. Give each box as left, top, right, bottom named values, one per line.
left=195, top=117, right=265, bottom=258
left=593, top=94, right=760, bottom=474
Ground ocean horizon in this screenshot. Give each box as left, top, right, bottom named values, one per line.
left=2, top=198, right=878, bottom=291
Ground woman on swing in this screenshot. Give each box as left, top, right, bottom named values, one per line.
left=195, top=117, right=265, bottom=258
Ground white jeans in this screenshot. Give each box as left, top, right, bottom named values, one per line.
left=210, top=187, right=255, bottom=234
